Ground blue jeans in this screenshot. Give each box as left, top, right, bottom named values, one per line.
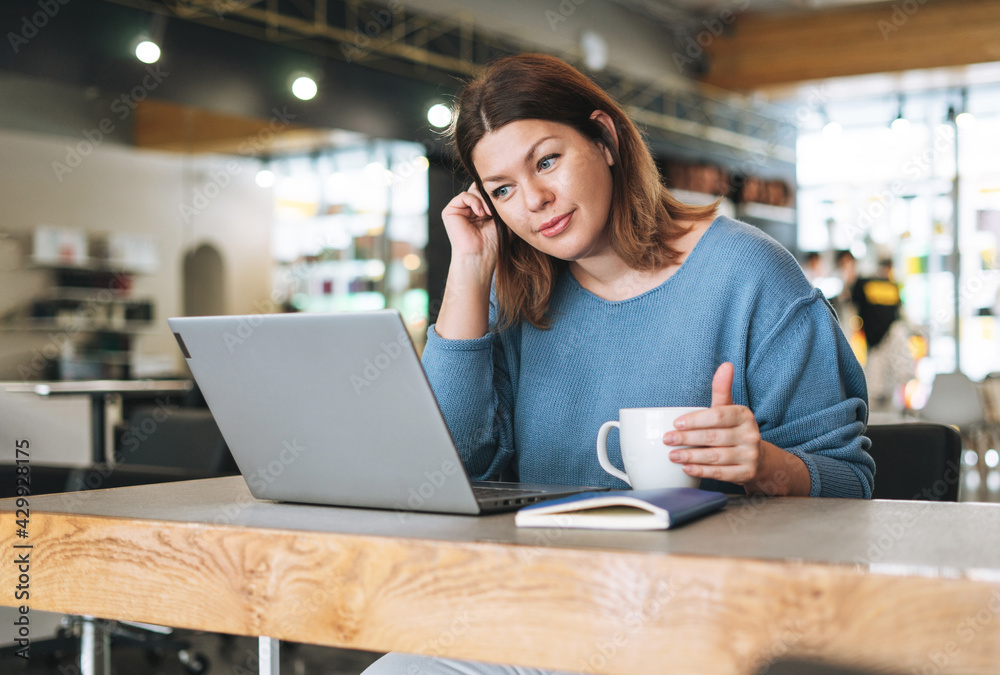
left=361, top=652, right=584, bottom=675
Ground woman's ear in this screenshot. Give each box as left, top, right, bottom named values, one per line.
left=590, top=110, right=618, bottom=167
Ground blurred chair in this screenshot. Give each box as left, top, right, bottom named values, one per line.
left=865, top=423, right=961, bottom=501
left=114, top=406, right=235, bottom=474
left=980, top=372, right=1000, bottom=481
left=917, top=371, right=990, bottom=499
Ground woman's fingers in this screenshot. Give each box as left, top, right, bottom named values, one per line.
left=665, top=403, right=764, bottom=486
left=467, top=183, right=491, bottom=215
left=444, top=190, right=490, bottom=221
left=673, top=405, right=749, bottom=432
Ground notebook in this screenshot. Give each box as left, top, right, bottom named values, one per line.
left=167, top=310, right=604, bottom=515
left=515, top=488, right=729, bottom=530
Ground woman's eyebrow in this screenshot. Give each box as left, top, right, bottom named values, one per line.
left=481, top=136, right=555, bottom=184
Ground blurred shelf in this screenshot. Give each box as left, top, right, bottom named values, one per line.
left=27, top=257, right=154, bottom=275
left=737, top=202, right=796, bottom=225
left=1, top=319, right=156, bottom=333
left=44, top=288, right=153, bottom=303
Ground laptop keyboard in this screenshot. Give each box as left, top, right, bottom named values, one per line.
left=472, top=485, right=545, bottom=500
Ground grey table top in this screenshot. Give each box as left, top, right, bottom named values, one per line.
left=4, top=379, right=192, bottom=395
left=6, top=475, right=1000, bottom=581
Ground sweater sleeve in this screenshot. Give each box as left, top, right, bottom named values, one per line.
left=747, top=288, right=875, bottom=498
left=420, top=301, right=517, bottom=481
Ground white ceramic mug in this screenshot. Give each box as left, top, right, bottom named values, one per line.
left=596, top=407, right=706, bottom=490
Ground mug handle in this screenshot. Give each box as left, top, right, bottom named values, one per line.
left=596, top=421, right=630, bottom=486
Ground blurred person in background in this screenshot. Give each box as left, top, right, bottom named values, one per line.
left=852, top=258, right=915, bottom=412
left=801, top=250, right=823, bottom=284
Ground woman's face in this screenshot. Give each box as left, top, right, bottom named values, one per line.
left=472, top=116, right=615, bottom=262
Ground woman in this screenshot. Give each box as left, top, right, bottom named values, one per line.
left=363, top=53, right=873, bottom=675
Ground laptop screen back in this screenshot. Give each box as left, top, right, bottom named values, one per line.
left=167, top=311, right=482, bottom=514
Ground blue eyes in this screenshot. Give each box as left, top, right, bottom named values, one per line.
left=490, top=154, right=559, bottom=200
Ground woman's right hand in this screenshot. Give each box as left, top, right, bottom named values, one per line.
left=441, top=183, right=499, bottom=281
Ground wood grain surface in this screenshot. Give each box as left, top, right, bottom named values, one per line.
left=702, top=0, right=1000, bottom=90
left=3, top=510, right=1000, bottom=675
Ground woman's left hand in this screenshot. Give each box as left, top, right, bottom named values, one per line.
left=663, top=362, right=764, bottom=486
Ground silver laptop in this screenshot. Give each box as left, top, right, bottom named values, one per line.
left=167, top=310, right=603, bottom=514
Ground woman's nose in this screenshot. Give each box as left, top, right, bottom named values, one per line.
left=522, top=177, right=554, bottom=211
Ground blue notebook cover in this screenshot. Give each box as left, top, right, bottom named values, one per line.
left=514, top=488, right=728, bottom=530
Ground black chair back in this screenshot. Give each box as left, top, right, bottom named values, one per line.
left=865, top=423, right=962, bottom=501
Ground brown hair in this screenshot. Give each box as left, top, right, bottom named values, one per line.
left=452, top=53, right=718, bottom=329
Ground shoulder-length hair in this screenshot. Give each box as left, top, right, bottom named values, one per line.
left=452, top=53, right=718, bottom=330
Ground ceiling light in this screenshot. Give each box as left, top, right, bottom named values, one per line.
left=364, top=161, right=386, bottom=176
left=427, top=104, right=452, bottom=128
left=292, top=76, right=317, bottom=101
left=955, top=112, right=975, bottom=128
left=135, top=40, right=160, bottom=64
left=891, top=95, right=909, bottom=132
left=822, top=121, right=842, bottom=136
left=256, top=168, right=276, bottom=188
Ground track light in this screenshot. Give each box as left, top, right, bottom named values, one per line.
left=291, top=75, right=318, bottom=101
left=135, top=39, right=160, bottom=64
left=427, top=103, right=452, bottom=128
left=256, top=159, right=276, bottom=188
left=134, top=14, right=166, bottom=64
left=891, top=95, right=909, bottom=132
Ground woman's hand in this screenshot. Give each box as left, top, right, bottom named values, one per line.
left=441, top=183, right=499, bottom=282
left=664, top=362, right=811, bottom=496
left=435, top=184, right=499, bottom=340
left=663, top=362, right=764, bottom=486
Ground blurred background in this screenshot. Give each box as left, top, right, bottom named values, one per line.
left=1, top=0, right=998, bottom=383
left=1, top=0, right=999, bottom=478
left=1, top=1, right=1000, bottom=672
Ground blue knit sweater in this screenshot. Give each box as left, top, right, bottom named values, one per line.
left=422, top=216, right=875, bottom=498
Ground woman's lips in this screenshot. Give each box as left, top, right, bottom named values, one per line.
left=539, top=211, right=573, bottom=238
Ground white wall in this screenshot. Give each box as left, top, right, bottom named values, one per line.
left=0, top=129, right=272, bottom=380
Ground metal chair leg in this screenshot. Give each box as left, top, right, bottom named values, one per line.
left=80, top=615, right=110, bottom=675
left=260, top=636, right=280, bottom=675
